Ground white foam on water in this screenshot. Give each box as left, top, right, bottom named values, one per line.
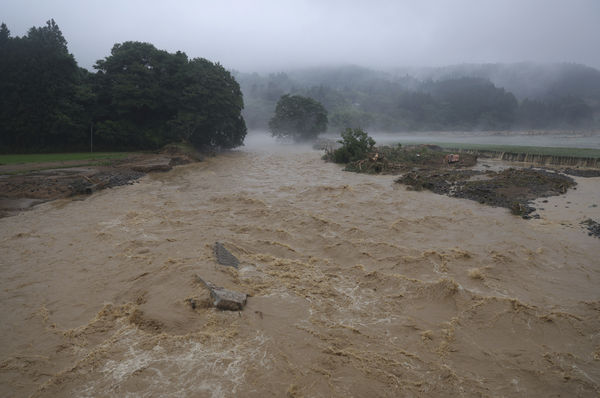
left=74, top=328, right=271, bottom=398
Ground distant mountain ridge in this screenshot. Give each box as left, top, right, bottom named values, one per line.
left=235, top=63, right=600, bottom=132
left=274, top=62, right=600, bottom=100
left=390, top=62, right=600, bottom=100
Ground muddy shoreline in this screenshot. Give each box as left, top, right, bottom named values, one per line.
left=397, top=167, right=575, bottom=218
left=331, top=144, right=600, bottom=236
left=0, top=149, right=200, bottom=218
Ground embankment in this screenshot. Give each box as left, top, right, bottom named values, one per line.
left=449, top=148, right=600, bottom=168
left=0, top=147, right=201, bottom=218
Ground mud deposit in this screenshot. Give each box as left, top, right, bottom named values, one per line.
left=398, top=168, right=575, bottom=218
left=1, top=143, right=599, bottom=397
left=0, top=151, right=197, bottom=218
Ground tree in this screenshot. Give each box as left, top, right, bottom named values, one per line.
left=93, top=42, right=246, bottom=150
left=0, top=20, right=82, bottom=151
left=0, top=23, right=10, bottom=45
left=331, top=128, right=375, bottom=163
left=93, top=41, right=181, bottom=148
left=269, top=94, right=328, bottom=141
left=0, top=22, right=247, bottom=153
left=169, top=58, right=247, bottom=149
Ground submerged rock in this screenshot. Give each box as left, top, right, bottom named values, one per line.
left=214, top=242, right=240, bottom=268
left=195, top=276, right=247, bottom=311
left=581, top=219, right=600, bottom=238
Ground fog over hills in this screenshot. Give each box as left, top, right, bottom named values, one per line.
left=391, top=63, right=600, bottom=100
left=236, top=62, right=600, bottom=132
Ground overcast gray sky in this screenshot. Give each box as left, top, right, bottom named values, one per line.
left=2, top=0, right=600, bottom=72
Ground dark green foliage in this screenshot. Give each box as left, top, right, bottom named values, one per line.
left=93, top=42, right=246, bottom=150
left=0, top=23, right=10, bottom=45
left=331, top=128, right=375, bottom=163
left=517, top=96, right=593, bottom=128
left=0, top=19, right=83, bottom=152
left=269, top=94, right=328, bottom=142
left=1, top=21, right=246, bottom=153
left=419, top=78, right=518, bottom=130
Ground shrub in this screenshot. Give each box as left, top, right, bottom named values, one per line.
left=331, top=128, right=375, bottom=163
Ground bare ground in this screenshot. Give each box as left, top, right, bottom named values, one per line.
left=0, top=150, right=199, bottom=218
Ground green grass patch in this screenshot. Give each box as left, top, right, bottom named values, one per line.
left=0, top=152, right=130, bottom=165
left=395, top=142, right=600, bottom=158
left=2, top=163, right=100, bottom=176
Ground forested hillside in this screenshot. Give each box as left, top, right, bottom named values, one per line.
left=236, top=63, right=600, bottom=132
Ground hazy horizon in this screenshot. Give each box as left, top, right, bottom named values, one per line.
left=2, top=0, right=600, bottom=73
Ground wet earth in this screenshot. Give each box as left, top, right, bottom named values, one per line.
left=0, top=150, right=198, bottom=218
left=397, top=167, right=576, bottom=218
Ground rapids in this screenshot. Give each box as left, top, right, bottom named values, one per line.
left=1, top=135, right=599, bottom=397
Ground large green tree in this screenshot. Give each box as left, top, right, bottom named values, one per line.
left=169, top=58, right=246, bottom=149
left=94, top=41, right=246, bottom=150
left=1, top=21, right=247, bottom=153
left=269, top=94, right=328, bottom=141
left=93, top=42, right=183, bottom=148
left=0, top=20, right=83, bottom=151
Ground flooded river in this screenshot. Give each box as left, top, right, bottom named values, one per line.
left=1, top=136, right=599, bottom=397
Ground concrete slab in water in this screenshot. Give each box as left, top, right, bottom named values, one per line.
left=214, top=242, right=239, bottom=268
left=195, top=276, right=247, bottom=311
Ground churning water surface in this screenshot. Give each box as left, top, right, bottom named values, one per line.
left=1, top=132, right=599, bottom=397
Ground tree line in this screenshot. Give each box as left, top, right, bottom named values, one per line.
left=236, top=65, right=599, bottom=132
left=0, top=20, right=247, bottom=153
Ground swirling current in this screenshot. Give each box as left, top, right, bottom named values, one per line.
left=1, top=135, right=599, bottom=397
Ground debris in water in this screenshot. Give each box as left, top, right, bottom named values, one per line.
left=581, top=219, right=600, bottom=238
left=214, top=241, right=240, bottom=268
left=468, top=268, right=485, bottom=280
left=195, top=275, right=247, bottom=311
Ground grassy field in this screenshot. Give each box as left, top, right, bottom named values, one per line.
left=0, top=152, right=130, bottom=165
left=397, top=142, right=600, bottom=158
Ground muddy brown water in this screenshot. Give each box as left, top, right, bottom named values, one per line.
left=1, top=141, right=599, bottom=397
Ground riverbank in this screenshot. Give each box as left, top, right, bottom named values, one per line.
left=0, top=147, right=200, bottom=218
left=324, top=143, right=599, bottom=226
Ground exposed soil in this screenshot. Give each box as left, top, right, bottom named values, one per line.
left=397, top=168, right=575, bottom=218
left=0, top=147, right=200, bottom=218
left=561, top=168, right=600, bottom=177
left=330, top=145, right=582, bottom=219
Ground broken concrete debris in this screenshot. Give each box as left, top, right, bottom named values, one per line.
left=195, top=275, right=247, bottom=311
left=214, top=241, right=240, bottom=268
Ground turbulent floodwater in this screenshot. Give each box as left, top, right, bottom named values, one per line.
left=1, top=137, right=600, bottom=397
